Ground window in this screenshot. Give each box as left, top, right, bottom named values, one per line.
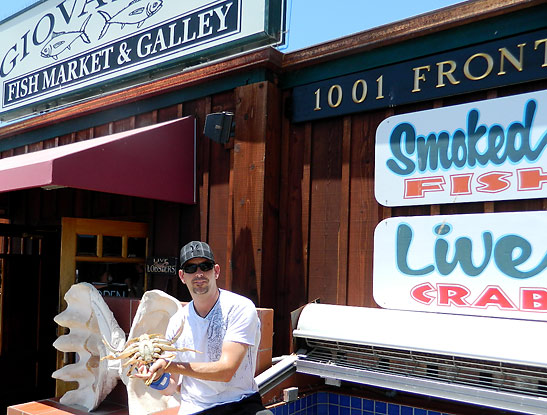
left=60, top=218, right=148, bottom=301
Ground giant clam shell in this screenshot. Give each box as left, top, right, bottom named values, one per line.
left=52, top=282, right=125, bottom=411
left=52, top=283, right=183, bottom=414
left=125, top=289, right=184, bottom=415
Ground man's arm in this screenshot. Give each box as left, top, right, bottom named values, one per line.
left=137, top=341, right=248, bottom=385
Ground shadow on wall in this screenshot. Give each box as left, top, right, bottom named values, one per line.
left=232, top=227, right=259, bottom=305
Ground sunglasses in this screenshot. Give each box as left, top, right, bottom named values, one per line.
left=182, top=261, right=215, bottom=273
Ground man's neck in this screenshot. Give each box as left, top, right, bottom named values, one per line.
left=193, top=288, right=220, bottom=318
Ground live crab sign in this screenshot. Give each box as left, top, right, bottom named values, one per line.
left=0, top=0, right=285, bottom=117
left=373, top=211, right=547, bottom=321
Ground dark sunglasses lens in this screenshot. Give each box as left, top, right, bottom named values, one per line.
left=183, top=263, right=198, bottom=273
left=199, top=261, right=214, bottom=271
left=183, top=261, right=214, bottom=273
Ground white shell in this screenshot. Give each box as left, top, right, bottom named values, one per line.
left=125, top=289, right=183, bottom=415
left=52, top=282, right=124, bottom=411
left=52, top=283, right=183, bottom=414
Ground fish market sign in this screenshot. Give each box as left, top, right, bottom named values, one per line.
left=375, top=90, right=547, bottom=206
left=0, top=0, right=284, bottom=116
left=373, top=211, right=547, bottom=321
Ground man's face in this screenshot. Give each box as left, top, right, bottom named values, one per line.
left=179, top=257, right=219, bottom=295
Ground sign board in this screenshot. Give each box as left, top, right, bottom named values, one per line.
left=375, top=90, right=547, bottom=206
left=146, top=256, right=177, bottom=275
left=291, top=29, right=547, bottom=123
left=0, top=0, right=284, bottom=117
left=373, top=211, right=547, bottom=321
left=93, top=282, right=129, bottom=297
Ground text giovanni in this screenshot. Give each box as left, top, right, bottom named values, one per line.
left=3, top=0, right=238, bottom=106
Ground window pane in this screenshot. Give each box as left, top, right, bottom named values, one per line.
left=76, top=234, right=97, bottom=256
left=76, top=262, right=144, bottom=298
left=103, top=236, right=122, bottom=257
left=128, top=237, right=146, bottom=258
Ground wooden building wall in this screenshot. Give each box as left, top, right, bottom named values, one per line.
left=0, top=1, right=545, bottom=359
left=1, top=74, right=547, bottom=358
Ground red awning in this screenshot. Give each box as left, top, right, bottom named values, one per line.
left=0, top=116, right=195, bottom=204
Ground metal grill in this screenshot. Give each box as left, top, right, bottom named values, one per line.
left=291, top=303, right=547, bottom=414
left=302, top=337, right=547, bottom=399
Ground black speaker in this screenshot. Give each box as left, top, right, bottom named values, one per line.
left=203, top=112, right=234, bottom=144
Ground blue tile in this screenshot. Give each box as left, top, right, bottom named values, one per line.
left=351, top=409, right=361, bottom=415
left=414, top=409, right=426, bottom=415
left=289, top=401, right=296, bottom=413
left=388, top=403, right=400, bottom=415
left=362, top=399, right=374, bottom=411
left=305, top=395, right=312, bottom=409
left=350, top=397, right=361, bottom=409
left=427, top=412, right=441, bottom=415
left=312, top=393, right=317, bottom=406
left=317, top=403, right=328, bottom=415
left=283, top=404, right=289, bottom=415
left=329, top=393, right=339, bottom=405
left=340, top=395, right=350, bottom=407
left=328, top=405, right=339, bottom=415
left=401, top=406, right=413, bottom=415
left=375, top=401, right=387, bottom=414
left=318, top=392, right=328, bottom=404
left=340, top=407, right=350, bottom=415
left=296, top=399, right=301, bottom=411
left=363, top=411, right=374, bottom=415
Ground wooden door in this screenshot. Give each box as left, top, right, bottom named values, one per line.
left=56, top=217, right=149, bottom=397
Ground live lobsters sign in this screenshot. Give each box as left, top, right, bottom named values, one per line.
left=375, top=90, right=547, bottom=206
left=373, top=211, right=547, bottom=321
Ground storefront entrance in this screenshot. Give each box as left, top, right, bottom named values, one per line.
left=0, top=224, right=60, bottom=413
left=56, top=217, right=149, bottom=396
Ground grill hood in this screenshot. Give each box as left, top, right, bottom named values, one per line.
left=292, top=303, right=547, bottom=414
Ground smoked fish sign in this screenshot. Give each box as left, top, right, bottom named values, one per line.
left=375, top=90, right=547, bottom=206
left=0, top=0, right=283, bottom=116
left=373, top=211, right=547, bottom=321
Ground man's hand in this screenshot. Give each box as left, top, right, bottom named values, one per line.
left=135, top=358, right=169, bottom=385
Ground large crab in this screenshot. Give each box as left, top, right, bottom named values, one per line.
left=101, top=323, right=199, bottom=385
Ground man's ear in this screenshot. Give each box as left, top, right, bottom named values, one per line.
left=214, top=263, right=220, bottom=279
left=178, top=269, right=186, bottom=284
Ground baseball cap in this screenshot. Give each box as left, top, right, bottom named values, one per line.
left=180, top=241, right=215, bottom=267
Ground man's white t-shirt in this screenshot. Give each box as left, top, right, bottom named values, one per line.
left=166, top=289, right=261, bottom=415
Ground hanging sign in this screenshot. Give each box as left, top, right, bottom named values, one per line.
left=375, top=90, right=547, bottom=206
left=0, top=0, right=284, bottom=116
left=146, top=256, right=177, bottom=275
left=373, top=211, right=547, bottom=321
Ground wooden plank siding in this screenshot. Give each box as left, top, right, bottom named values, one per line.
left=1, top=79, right=546, bottom=358
left=0, top=1, right=544, bottom=360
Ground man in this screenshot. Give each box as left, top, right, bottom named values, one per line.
left=137, top=241, right=271, bottom=415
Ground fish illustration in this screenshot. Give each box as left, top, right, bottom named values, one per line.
left=98, top=0, right=163, bottom=40
left=40, top=14, right=92, bottom=60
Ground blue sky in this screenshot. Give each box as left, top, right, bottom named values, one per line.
left=1, top=0, right=466, bottom=52
left=279, top=0, right=465, bottom=52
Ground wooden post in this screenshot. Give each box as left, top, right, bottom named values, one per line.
left=231, top=81, right=281, bottom=307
